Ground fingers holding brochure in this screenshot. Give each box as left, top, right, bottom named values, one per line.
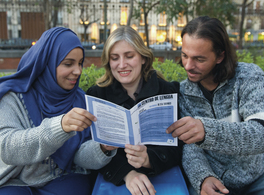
left=166, top=116, right=205, bottom=144
left=125, top=144, right=151, bottom=169
left=61, top=107, right=97, bottom=133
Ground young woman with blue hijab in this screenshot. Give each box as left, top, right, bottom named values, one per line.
left=0, top=27, right=116, bottom=195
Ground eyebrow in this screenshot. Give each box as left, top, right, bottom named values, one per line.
left=62, top=58, right=75, bottom=61
left=110, top=51, right=134, bottom=55
left=181, top=51, right=206, bottom=59
left=62, top=58, right=84, bottom=62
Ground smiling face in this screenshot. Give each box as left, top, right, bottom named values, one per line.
left=56, top=48, right=83, bottom=90
left=109, top=40, right=145, bottom=90
left=181, top=34, right=224, bottom=90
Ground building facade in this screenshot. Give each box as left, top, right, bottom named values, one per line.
left=229, top=0, right=264, bottom=45
left=0, top=0, right=264, bottom=48
left=0, top=0, right=185, bottom=48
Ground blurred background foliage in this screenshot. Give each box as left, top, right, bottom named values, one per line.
left=1, top=49, right=264, bottom=92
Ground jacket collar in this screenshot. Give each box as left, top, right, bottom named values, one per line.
left=181, top=78, right=228, bottom=98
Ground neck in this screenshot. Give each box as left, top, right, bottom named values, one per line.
left=123, top=85, right=137, bottom=100
left=199, top=81, right=219, bottom=91
left=199, top=74, right=219, bottom=91
left=122, top=79, right=141, bottom=101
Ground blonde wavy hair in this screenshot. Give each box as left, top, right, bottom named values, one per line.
left=96, top=26, right=164, bottom=87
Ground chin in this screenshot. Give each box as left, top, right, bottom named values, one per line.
left=188, top=78, right=199, bottom=83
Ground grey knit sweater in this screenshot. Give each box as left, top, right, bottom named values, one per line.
left=180, top=62, right=264, bottom=194
left=0, top=92, right=115, bottom=188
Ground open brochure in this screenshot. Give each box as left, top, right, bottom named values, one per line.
left=85, top=93, right=178, bottom=148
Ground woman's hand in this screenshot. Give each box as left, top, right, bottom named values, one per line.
left=125, top=144, right=151, bottom=169
left=124, top=170, right=156, bottom=195
left=61, top=108, right=96, bottom=133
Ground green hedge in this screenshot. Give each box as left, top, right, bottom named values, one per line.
left=79, top=58, right=187, bottom=92
left=1, top=50, right=264, bottom=92
left=237, top=50, right=264, bottom=71
left=79, top=64, right=105, bottom=91
left=0, top=72, right=12, bottom=77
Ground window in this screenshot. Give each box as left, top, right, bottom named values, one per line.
left=177, top=12, right=185, bottom=27
left=159, top=11, right=166, bottom=26
left=120, top=7, right=127, bottom=25
left=100, top=6, right=109, bottom=25
left=247, top=3, right=253, bottom=14
left=256, top=1, right=260, bottom=14
left=140, top=8, right=145, bottom=26
left=261, top=18, right=264, bottom=29
left=246, top=18, right=252, bottom=29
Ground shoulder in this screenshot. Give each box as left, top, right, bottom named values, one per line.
left=0, top=92, right=29, bottom=122
left=0, top=91, right=20, bottom=104
left=86, top=85, right=110, bottom=99
left=230, top=62, right=264, bottom=89
left=179, top=79, right=190, bottom=94
left=156, top=77, right=180, bottom=93
left=86, top=85, right=104, bottom=96
left=236, top=62, right=264, bottom=78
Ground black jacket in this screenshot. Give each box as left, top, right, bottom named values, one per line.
left=86, top=71, right=183, bottom=186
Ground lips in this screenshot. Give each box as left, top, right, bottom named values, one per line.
left=67, top=78, right=78, bottom=84
left=118, top=70, right=131, bottom=76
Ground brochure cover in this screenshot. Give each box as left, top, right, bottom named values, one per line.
left=85, top=93, right=178, bottom=147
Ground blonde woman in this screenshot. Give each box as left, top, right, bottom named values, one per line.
left=86, top=26, right=184, bottom=195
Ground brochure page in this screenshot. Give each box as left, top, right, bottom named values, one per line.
left=85, top=93, right=178, bottom=147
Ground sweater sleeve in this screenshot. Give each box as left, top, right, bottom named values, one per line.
left=74, top=140, right=116, bottom=170
left=182, top=144, right=222, bottom=194
left=0, top=92, right=75, bottom=166
left=196, top=73, right=264, bottom=156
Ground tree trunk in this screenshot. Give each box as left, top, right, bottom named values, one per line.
left=127, top=0, right=133, bottom=26
left=143, top=0, right=149, bottom=47
left=84, top=25, right=88, bottom=42
left=52, top=0, right=61, bottom=28
left=104, top=0, right=108, bottom=42
left=43, top=0, right=50, bottom=30
left=239, top=0, right=247, bottom=49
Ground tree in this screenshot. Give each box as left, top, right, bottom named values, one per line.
left=43, top=0, right=63, bottom=30
left=155, top=0, right=187, bottom=24
left=133, top=0, right=161, bottom=47
left=127, top=0, right=134, bottom=26
left=238, top=0, right=254, bottom=49
left=195, top=0, right=236, bottom=27
left=132, top=0, right=193, bottom=47
left=79, top=4, right=99, bottom=42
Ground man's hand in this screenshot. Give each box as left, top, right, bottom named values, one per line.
left=61, top=108, right=96, bottom=133
left=166, top=116, right=205, bottom=144
left=201, top=177, right=229, bottom=195
left=125, top=144, right=151, bottom=169
left=124, top=170, right=156, bottom=195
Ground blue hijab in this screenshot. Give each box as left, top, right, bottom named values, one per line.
left=0, top=27, right=90, bottom=172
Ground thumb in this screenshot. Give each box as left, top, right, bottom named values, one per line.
left=215, top=182, right=229, bottom=194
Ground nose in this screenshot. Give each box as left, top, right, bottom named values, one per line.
left=184, top=58, right=195, bottom=71
left=119, top=57, right=127, bottom=68
left=72, top=64, right=82, bottom=76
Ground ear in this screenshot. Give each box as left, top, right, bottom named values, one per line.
left=141, top=57, right=146, bottom=65
left=216, top=51, right=225, bottom=64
